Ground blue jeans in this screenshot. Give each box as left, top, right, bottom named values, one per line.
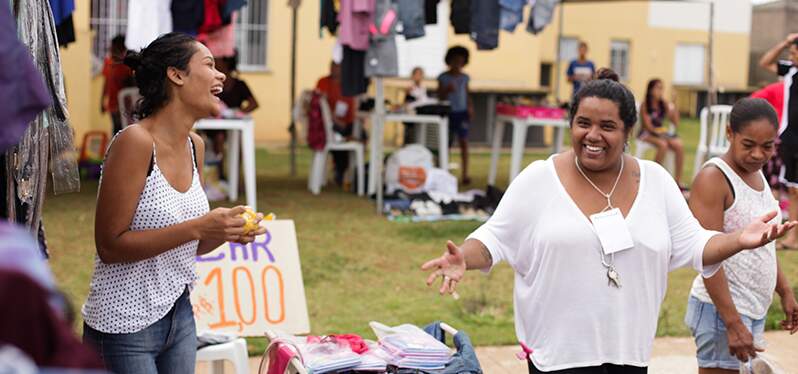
left=83, top=288, right=197, bottom=374
left=684, top=296, right=765, bottom=370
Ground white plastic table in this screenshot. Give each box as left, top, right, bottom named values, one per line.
left=194, top=118, right=258, bottom=211
left=368, top=113, right=449, bottom=195
left=488, top=114, right=570, bottom=185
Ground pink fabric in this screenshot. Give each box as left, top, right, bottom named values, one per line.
left=515, top=342, right=534, bottom=360
left=338, top=0, right=374, bottom=51
left=199, top=11, right=237, bottom=57
left=751, top=82, right=785, bottom=122
left=266, top=341, right=300, bottom=374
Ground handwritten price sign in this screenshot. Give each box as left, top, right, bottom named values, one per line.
left=191, top=220, right=310, bottom=336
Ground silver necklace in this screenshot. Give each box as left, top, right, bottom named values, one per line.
left=574, top=154, right=624, bottom=288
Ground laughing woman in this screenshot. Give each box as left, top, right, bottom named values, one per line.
left=82, top=33, right=265, bottom=374
left=421, top=69, right=796, bottom=374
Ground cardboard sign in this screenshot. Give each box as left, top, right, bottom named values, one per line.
left=191, top=220, right=310, bottom=336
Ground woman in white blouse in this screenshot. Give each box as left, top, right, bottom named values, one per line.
left=421, top=69, right=796, bottom=374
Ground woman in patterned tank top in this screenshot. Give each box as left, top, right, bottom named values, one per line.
left=685, top=98, right=798, bottom=373
left=82, top=33, right=266, bottom=374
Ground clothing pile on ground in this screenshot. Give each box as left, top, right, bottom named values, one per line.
left=264, top=322, right=482, bottom=374
left=126, top=0, right=247, bottom=58
left=321, top=0, right=561, bottom=95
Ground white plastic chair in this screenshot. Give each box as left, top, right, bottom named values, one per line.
left=196, top=338, right=250, bottom=374
left=693, top=105, right=732, bottom=177
left=633, top=101, right=675, bottom=173
left=117, top=87, right=141, bottom=129
left=308, top=96, right=365, bottom=196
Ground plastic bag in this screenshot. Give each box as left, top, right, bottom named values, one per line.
left=738, top=353, right=786, bottom=374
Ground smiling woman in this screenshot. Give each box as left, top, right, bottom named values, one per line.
left=421, top=68, right=798, bottom=373
left=81, top=33, right=266, bottom=374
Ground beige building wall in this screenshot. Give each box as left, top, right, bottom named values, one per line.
left=62, top=0, right=751, bottom=145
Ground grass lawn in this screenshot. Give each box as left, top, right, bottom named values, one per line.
left=45, top=118, right=798, bottom=354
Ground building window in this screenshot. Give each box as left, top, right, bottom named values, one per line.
left=674, top=43, right=705, bottom=85
left=90, top=0, right=129, bottom=75
left=559, top=37, right=578, bottom=62
left=540, top=63, right=552, bottom=88
left=236, top=1, right=269, bottom=72
left=610, top=40, right=630, bottom=82
left=89, top=0, right=268, bottom=73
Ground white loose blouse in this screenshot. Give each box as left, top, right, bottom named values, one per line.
left=468, top=156, right=720, bottom=371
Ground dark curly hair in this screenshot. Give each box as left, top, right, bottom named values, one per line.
left=569, top=68, right=637, bottom=131
left=445, top=46, right=470, bottom=66
left=730, top=97, right=779, bottom=133
left=123, top=32, right=198, bottom=119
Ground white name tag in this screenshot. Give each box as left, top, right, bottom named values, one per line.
left=334, top=101, right=349, bottom=118
left=590, top=208, right=634, bottom=255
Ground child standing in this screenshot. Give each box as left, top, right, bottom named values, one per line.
left=438, top=46, right=473, bottom=185
left=685, top=98, right=798, bottom=373
left=101, top=34, right=134, bottom=135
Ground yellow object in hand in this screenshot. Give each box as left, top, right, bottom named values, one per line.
left=240, top=208, right=260, bottom=235
left=654, top=127, right=668, bottom=135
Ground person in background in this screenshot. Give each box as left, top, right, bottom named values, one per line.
left=403, top=66, right=428, bottom=144
left=421, top=68, right=797, bottom=374
left=101, top=34, right=134, bottom=135
left=751, top=82, right=785, bottom=202
left=567, top=41, right=596, bottom=101
left=84, top=33, right=265, bottom=374
left=760, top=33, right=798, bottom=249
left=204, top=51, right=258, bottom=179
left=638, top=78, right=686, bottom=188
left=316, top=61, right=358, bottom=187
left=438, top=46, right=473, bottom=185
left=685, top=98, right=798, bottom=374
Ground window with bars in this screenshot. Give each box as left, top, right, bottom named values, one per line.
left=90, top=0, right=129, bottom=75
left=88, top=0, right=269, bottom=74
left=610, top=40, right=630, bottom=82
left=236, top=1, right=269, bottom=72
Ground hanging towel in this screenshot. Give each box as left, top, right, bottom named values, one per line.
left=126, top=0, right=173, bottom=51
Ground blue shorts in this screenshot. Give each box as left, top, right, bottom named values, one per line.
left=448, top=111, right=470, bottom=142
left=684, top=296, right=765, bottom=370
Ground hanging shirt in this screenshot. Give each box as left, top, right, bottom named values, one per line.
left=338, top=0, right=375, bottom=51
left=468, top=156, right=720, bottom=372
left=126, top=0, right=173, bottom=51
left=199, top=11, right=237, bottom=57
left=48, top=0, right=74, bottom=26
left=171, top=0, right=204, bottom=35
left=198, top=0, right=224, bottom=34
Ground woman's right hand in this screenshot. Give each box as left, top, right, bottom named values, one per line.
left=421, top=241, right=466, bottom=295
left=195, top=206, right=248, bottom=243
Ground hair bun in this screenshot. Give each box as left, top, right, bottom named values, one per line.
left=123, top=51, right=143, bottom=71
left=595, top=68, right=620, bottom=82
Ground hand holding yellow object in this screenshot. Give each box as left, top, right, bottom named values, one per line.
left=239, top=208, right=276, bottom=235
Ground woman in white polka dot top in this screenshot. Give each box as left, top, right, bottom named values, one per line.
left=81, top=33, right=266, bottom=374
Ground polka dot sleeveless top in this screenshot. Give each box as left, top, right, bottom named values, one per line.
left=82, top=126, right=210, bottom=334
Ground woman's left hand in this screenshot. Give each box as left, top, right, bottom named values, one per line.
left=235, top=212, right=266, bottom=245
left=738, top=211, right=798, bottom=250
left=781, top=293, right=798, bottom=334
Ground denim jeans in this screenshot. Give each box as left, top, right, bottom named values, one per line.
left=82, top=288, right=196, bottom=374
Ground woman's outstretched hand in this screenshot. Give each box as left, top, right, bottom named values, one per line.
left=738, top=211, right=798, bottom=250
left=421, top=241, right=466, bottom=295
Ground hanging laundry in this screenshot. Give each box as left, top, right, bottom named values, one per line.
left=470, top=0, right=500, bottom=50
left=450, top=0, right=470, bottom=34
left=499, top=0, right=524, bottom=32
left=365, top=0, right=398, bottom=77
left=198, top=0, right=224, bottom=35
left=47, top=0, right=73, bottom=26
left=55, top=14, right=75, bottom=47
left=199, top=11, right=237, bottom=57
left=126, top=0, right=173, bottom=51
left=320, top=0, right=339, bottom=35
left=526, top=0, right=558, bottom=35
left=338, top=0, right=375, bottom=51
left=0, top=0, right=50, bottom=151
left=171, top=0, right=205, bottom=35
left=341, top=45, right=368, bottom=96
left=222, top=0, right=247, bottom=24
left=7, top=0, right=80, bottom=257
left=398, top=0, right=425, bottom=39
left=424, top=0, right=439, bottom=24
